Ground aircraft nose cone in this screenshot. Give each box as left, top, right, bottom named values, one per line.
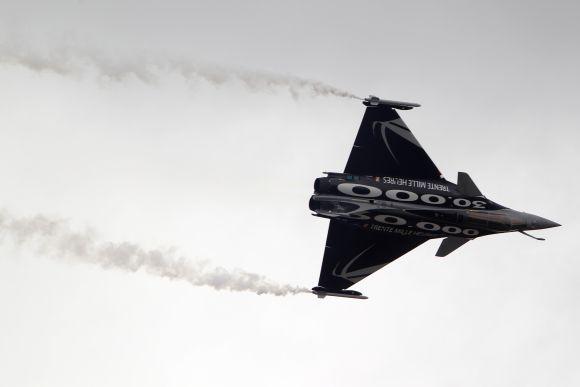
left=525, top=213, right=561, bottom=230
left=541, top=219, right=561, bottom=229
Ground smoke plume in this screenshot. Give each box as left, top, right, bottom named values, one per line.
left=0, top=43, right=357, bottom=99
left=0, top=210, right=309, bottom=296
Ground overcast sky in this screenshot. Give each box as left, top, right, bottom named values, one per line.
left=1, top=1, right=579, bottom=386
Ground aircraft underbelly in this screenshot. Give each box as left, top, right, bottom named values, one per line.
left=310, top=193, right=486, bottom=238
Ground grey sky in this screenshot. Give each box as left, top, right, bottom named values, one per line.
left=0, top=1, right=579, bottom=386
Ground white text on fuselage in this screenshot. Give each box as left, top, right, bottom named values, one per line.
left=338, top=183, right=487, bottom=209
left=366, top=224, right=432, bottom=237
left=377, top=176, right=450, bottom=192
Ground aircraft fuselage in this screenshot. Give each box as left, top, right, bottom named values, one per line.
left=309, top=172, right=558, bottom=239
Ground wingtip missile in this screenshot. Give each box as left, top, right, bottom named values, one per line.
left=363, top=95, right=421, bottom=110
left=311, top=286, right=368, bottom=300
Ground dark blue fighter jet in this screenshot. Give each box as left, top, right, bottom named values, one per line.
left=310, top=96, right=560, bottom=299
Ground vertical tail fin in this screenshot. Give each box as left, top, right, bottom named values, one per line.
left=457, top=172, right=483, bottom=197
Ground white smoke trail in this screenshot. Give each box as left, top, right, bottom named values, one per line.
left=0, top=210, right=309, bottom=296
left=0, top=43, right=358, bottom=99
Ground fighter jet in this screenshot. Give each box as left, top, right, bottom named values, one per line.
left=310, top=95, right=560, bottom=299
